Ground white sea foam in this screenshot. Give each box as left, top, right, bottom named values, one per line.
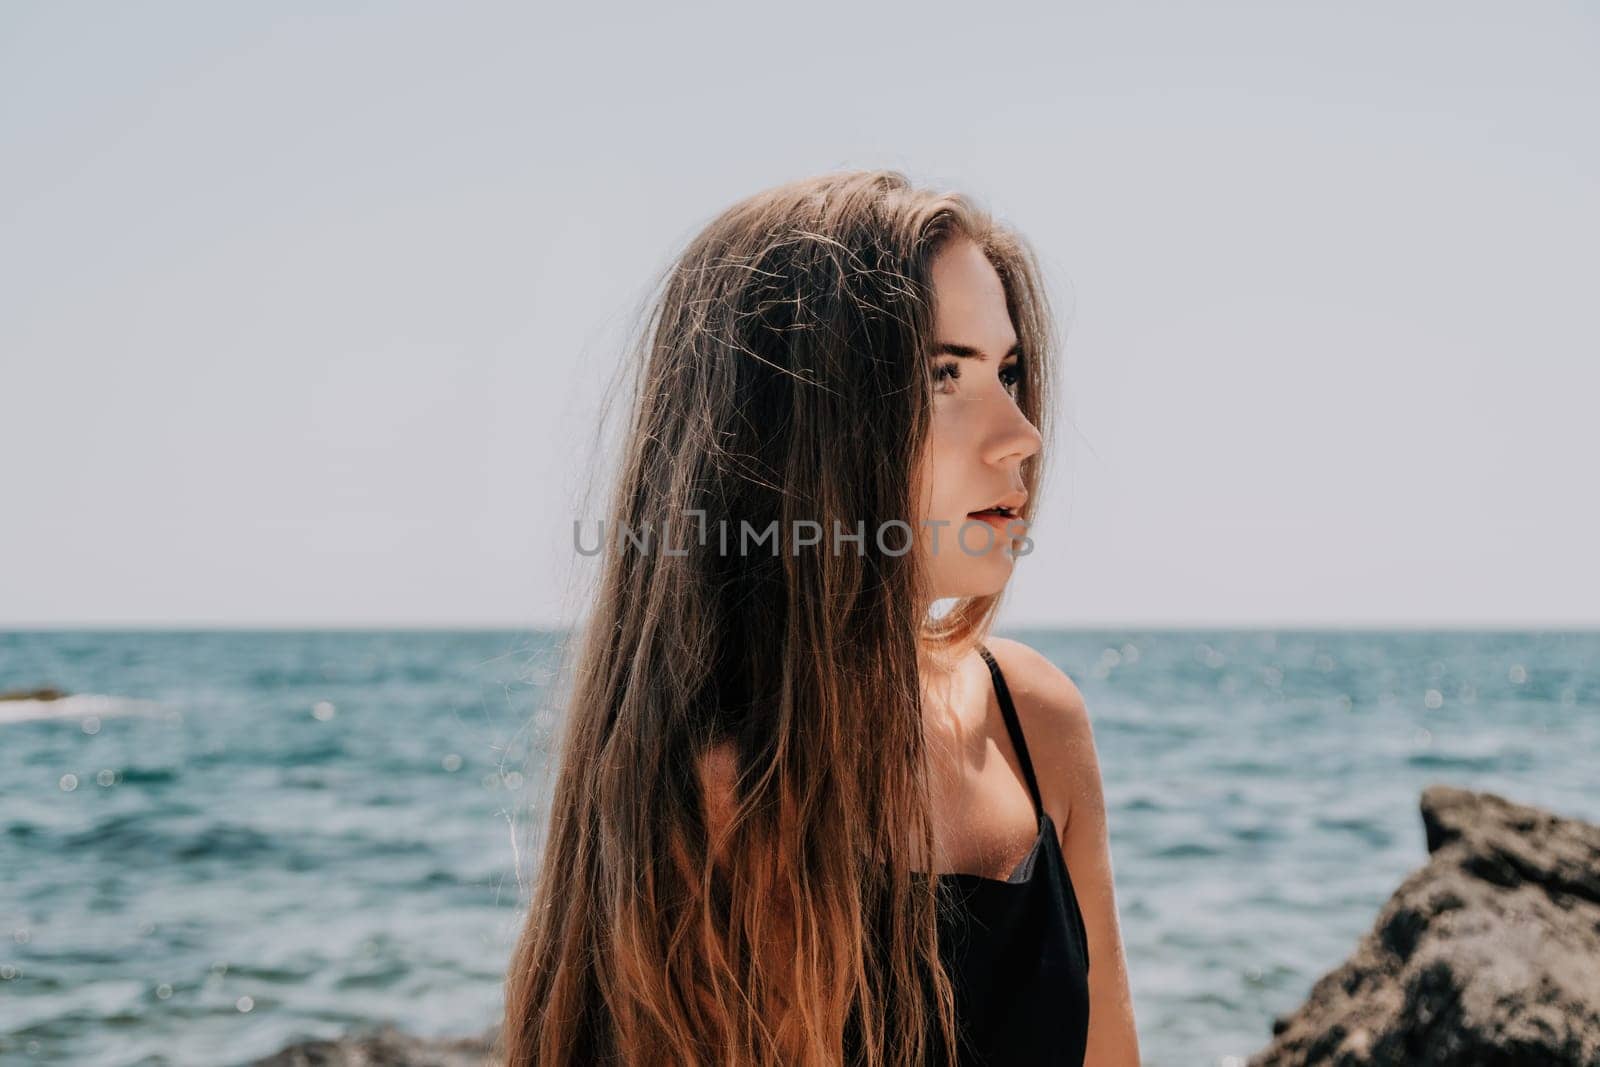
left=0, top=693, right=168, bottom=725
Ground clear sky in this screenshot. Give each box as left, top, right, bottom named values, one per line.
left=2, top=2, right=1596, bottom=629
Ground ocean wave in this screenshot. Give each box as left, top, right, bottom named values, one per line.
left=62, top=814, right=284, bottom=864
left=0, top=693, right=168, bottom=726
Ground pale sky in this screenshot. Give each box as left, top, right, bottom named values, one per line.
left=2, top=2, right=1596, bottom=629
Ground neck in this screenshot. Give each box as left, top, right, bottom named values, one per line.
left=916, top=632, right=966, bottom=681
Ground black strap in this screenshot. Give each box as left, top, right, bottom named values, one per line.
left=977, top=643, right=1043, bottom=819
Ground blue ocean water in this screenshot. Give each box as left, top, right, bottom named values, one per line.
left=0, top=629, right=1595, bottom=1066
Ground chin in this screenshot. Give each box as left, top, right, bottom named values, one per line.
left=936, top=556, right=1017, bottom=600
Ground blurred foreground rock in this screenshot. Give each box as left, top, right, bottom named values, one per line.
left=244, top=1023, right=500, bottom=1067
left=0, top=686, right=68, bottom=701
left=1251, top=785, right=1600, bottom=1066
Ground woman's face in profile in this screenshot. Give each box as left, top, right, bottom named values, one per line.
left=915, top=237, right=1043, bottom=602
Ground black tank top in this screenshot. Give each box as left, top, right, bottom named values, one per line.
left=924, top=643, right=1092, bottom=1065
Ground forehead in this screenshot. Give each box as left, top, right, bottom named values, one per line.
left=929, top=238, right=1015, bottom=345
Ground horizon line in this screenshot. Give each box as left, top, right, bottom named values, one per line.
left=4, top=620, right=1600, bottom=634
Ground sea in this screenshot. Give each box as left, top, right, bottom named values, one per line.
left=1, top=628, right=1595, bottom=1066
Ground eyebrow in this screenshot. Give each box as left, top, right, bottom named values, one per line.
left=932, top=340, right=1023, bottom=360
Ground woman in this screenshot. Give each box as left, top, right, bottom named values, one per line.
left=500, top=170, right=1139, bottom=1065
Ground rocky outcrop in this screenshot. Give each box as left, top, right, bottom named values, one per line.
left=242, top=1023, right=500, bottom=1067
left=0, top=686, right=67, bottom=701
left=1251, top=785, right=1600, bottom=1066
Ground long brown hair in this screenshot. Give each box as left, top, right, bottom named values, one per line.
left=499, top=169, right=1057, bottom=1066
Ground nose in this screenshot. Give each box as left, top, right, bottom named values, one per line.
left=984, top=391, right=1043, bottom=468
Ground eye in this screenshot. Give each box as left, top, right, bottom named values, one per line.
left=932, top=359, right=1024, bottom=398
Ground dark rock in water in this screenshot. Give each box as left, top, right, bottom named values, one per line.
left=243, top=1023, right=500, bottom=1067
left=0, top=686, right=68, bottom=701
left=1250, top=785, right=1600, bottom=1066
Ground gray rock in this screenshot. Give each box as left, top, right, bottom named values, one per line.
left=0, top=686, right=68, bottom=701
left=242, top=1022, right=500, bottom=1067
left=1250, top=785, right=1600, bottom=1066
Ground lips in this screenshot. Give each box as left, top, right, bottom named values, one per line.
left=967, top=510, right=1019, bottom=534
left=968, top=488, right=1027, bottom=519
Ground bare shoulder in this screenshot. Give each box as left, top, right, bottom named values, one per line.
left=981, top=637, right=1101, bottom=829
left=981, top=636, right=1090, bottom=725
left=696, top=741, right=741, bottom=862
left=698, top=740, right=739, bottom=798
left=695, top=742, right=796, bottom=866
